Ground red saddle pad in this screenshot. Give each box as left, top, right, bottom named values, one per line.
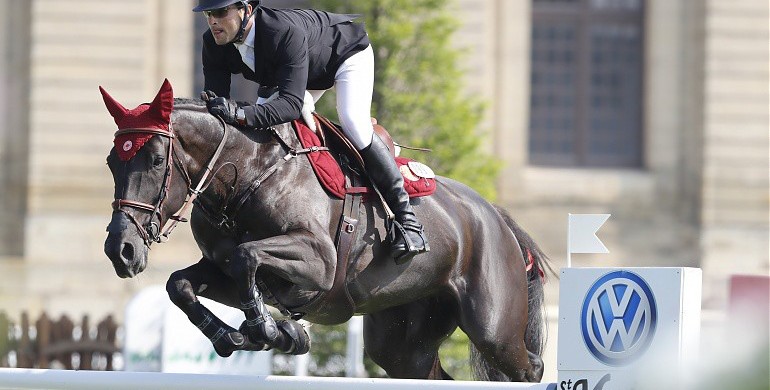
left=293, top=120, right=436, bottom=200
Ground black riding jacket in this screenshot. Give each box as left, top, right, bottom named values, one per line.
left=202, top=6, right=370, bottom=128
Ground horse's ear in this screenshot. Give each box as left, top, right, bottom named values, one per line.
left=147, top=78, right=174, bottom=123
left=99, top=86, right=128, bottom=122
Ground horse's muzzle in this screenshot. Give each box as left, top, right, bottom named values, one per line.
left=105, top=212, right=148, bottom=278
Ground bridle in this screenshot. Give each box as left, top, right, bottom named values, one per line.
left=112, top=115, right=325, bottom=247
left=111, top=118, right=230, bottom=246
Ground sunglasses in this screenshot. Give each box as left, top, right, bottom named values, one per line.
left=203, top=5, right=241, bottom=18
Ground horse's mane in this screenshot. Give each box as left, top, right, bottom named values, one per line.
left=174, top=98, right=207, bottom=111
left=170, top=98, right=279, bottom=144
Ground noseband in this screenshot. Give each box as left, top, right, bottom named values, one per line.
left=112, top=119, right=230, bottom=246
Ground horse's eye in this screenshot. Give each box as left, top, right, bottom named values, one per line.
left=153, top=156, right=165, bottom=167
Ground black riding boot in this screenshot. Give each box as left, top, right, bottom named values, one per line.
left=360, top=135, right=430, bottom=263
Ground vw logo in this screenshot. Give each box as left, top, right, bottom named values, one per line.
left=581, top=271, right=657, bottom=366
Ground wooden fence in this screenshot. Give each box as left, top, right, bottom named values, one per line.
left=0, top=312, right=119, bottom=370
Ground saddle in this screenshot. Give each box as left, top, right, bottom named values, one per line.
left=293, top=114, right=437, bottom=200
left=281, top=114, right=437, bottom=324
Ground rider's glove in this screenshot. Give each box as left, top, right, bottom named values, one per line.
left=201, top=90, right=244, bottom=127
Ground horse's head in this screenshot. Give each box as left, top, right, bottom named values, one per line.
left=101, top=79, right=180, bottom=278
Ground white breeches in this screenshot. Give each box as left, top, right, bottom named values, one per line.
left=309, top=45, right=375, bottom=151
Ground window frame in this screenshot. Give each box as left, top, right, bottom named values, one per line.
left=529, top=0, right=645, bottom=168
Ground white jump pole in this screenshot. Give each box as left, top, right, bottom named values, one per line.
left=0, top=369, right=555, bottom=390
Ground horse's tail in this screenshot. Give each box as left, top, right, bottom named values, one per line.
left=470, top=205, right=551, bottom=381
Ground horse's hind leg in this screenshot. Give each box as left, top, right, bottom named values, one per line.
left=363, top=296, right=457, bottom=379
left=457, top=259, right=543, bottom=382
left=165, top=258, right=253, bottom=357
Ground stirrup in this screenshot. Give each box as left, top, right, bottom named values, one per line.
left=386, top=219, right=430, bottom=264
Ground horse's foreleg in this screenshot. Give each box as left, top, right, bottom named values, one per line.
left=165, top=259, right=248, bottom=357
left=228, top=245, right=280, bottom=347
left=230, top=226, right=333, bottom=354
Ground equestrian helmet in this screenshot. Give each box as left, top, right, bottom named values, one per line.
left=192, top=0, right=260, bottom=12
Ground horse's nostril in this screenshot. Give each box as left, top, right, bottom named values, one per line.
left=121, top=242, right=135, bottom=261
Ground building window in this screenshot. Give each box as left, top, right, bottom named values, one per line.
left=529, top=0, right=644, bottom=167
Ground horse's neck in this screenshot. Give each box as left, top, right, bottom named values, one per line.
left=173, top=109, right=296, bottom=206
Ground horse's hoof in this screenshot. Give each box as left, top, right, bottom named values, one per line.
left=240, top=316, right=279, bottom=345
left=274, top=319, right=311, bottom=355
left=212, top=331, right=245, bottom=358
left=238, top=321, right=269, bottom=351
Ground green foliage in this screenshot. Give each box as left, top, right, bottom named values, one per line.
left=272, top=323, right=350, bottom=376
left=313, top=0, right=501, bottom=200
left=438, top=328, right=473, bottom=380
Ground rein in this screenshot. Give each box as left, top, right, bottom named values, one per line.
left=196, top=125, right=330, bottom=234
left=112, top=118, right=230, bottom=246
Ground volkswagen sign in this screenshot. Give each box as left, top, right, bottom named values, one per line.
left=580, top=271, right=657, bottom=366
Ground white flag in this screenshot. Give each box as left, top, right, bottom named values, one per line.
left=568, top=213, right=610, bottom=254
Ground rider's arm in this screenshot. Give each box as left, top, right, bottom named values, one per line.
left=240, top=26, right=307, bottom=129
left=256, top=85, right=278, bottom=105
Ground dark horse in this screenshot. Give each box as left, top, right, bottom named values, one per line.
left=102, top=80, right=549, bottom=381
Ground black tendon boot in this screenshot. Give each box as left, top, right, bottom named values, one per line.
left=190, top=302, right=245, bottom=357
left=240, top=286, right=279, bottom=345
left=360, top=135, right=430, bottom=263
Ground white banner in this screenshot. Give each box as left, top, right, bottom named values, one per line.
left=161, top=297, right=273, bottom=375
left=557, top=267, right=702, bottom=389
left=123, top=286, right=166, bottom=372
left=123, top=286, right=272, bottom=375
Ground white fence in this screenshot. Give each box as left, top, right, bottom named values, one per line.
left=0, top=369, right=556, bottom=390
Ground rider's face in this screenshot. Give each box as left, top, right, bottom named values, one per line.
left=206, top=4, right=251, bottom=45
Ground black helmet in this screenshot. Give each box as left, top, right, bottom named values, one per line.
left=192, top=0, right=258, bottom=12
left=193, top=0, right=261, bottom=44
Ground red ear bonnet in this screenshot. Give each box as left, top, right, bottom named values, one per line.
left=101, top=79, right=174, bottom=161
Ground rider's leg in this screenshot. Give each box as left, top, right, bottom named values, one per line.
left=361, top=135, right=429, bottom=262
left=335, top=45, right=429, bottom=263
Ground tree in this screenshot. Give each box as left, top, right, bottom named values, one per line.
left=314, top=0, right=501, bottom=200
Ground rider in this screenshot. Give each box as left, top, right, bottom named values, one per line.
left=194, top=0, right=428, bottom=262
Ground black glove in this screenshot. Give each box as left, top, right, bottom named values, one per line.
left=201, top=90, right=240, bottom=126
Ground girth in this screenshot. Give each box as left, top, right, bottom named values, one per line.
left=285, top=173, right=363, bottom=324
left=275, top=116, right=372, bottom=323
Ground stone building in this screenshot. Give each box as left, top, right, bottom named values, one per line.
left=0, top=0, right=767, bottom=376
